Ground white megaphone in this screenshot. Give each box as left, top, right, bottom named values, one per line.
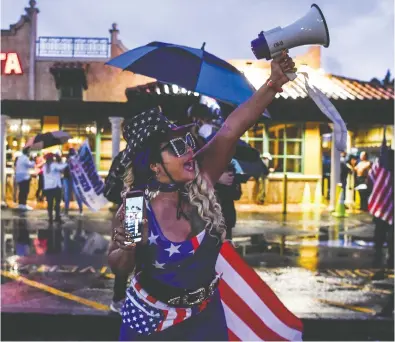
left=251, top=3, right=330, bottom=80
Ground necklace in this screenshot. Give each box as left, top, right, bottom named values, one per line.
left=144, top=178, right=189, bottom=220
left=144, top=178, right=182, bottom=200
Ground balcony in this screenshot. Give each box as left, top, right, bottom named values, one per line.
left=36, top=36, right=110, bottom=58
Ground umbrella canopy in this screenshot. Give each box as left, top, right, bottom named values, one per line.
left=232, top=159, right=269, bottom=181
left=25, top=131, right=72, bottom=150
left=106, top=41, right=256, bottom=106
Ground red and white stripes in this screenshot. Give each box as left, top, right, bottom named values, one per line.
left=130, top=275, right=192, bottom=332
left=191, top=229, right=206, bottom=251
left=129, top=234, right=303, bottom=340
left=216, top=242, right=303, bottom=341
left=368, top=161, right=393, bottom=224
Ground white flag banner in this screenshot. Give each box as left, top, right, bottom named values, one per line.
left=300, top=72, right=347, bottom=152
left=69, top=141, right=109, bottom=211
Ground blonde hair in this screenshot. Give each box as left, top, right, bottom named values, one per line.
left=123, top=163, right=226, bottom=240
left=185, top=165, right=226, bottom=239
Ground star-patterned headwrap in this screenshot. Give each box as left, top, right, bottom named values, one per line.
left=121, top=107, right=195, bottom=168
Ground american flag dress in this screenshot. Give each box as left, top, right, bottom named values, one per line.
left=119, top=204, right=303, bottom=341
left=119, top=204, right=228, bottom=341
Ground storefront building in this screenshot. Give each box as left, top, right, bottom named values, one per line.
left=1, top=1, right=394, bottom=206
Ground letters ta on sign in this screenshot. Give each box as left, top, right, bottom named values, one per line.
left=0, top=52, right=23, bottom=75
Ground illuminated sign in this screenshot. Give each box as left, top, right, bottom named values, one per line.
left=0, top=52, right=23, bottom=75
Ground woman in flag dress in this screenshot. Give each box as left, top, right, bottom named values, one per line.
left=108, top=52, right=299, bottom=341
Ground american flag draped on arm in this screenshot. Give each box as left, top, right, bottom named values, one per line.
left=216, top=242, right=303, bottom=341
left=368, top=129, right=393, bottom=225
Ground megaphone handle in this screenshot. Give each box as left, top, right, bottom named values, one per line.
left=271, top=52, right=297, bottom=81
left=285, top=72, right=297, bottom=81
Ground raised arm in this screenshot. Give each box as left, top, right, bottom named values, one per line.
left=197, top=52, right=294, bottom=185
left=52, top=162, right=68, bottom=172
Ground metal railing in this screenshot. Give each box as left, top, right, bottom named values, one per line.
left=36, top=36, right=110, bottom=58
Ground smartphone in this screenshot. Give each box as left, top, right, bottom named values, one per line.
left=123, top=191, right=144, bottom=243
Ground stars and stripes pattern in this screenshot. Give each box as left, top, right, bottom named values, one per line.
left=121, top=211, right=209, bottom=336
left=123, top=234, right=303, bottom=340
left=121, top=107, right=196, bottom=169
left=126, top=274, right=209, bottom=334
left=147, top=203, right=206, bottom=270
left=122, top=291, right=163, bottom=335
left=368, top=130, right=393, bottom=225
left=122, top=108, right=175, bottom=165
left=216, top=242, right=303, bottom=341
left=122, top=200, right=303, bottom=340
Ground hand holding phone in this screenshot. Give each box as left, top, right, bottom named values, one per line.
left=123, top=191, right=145, bottom=244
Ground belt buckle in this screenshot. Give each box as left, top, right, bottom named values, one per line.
left=183, top=287, right=206, bottom=306
left=208, top=273, right=222, bottom=296
left=168, top=296, right=181, bottom=306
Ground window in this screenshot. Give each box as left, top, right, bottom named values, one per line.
left=5, top=119, right=42, bottom=167
left=268, top=124, right=304, bottom=173
left=240, top=123, right=267, bottom=157
left=50, top=62, right=87, bottom=101
left=241, top=123, right=304, bottom=173
left=60, top=121, right=97, bottom=158
left=59, top=85, right=83, bottom=100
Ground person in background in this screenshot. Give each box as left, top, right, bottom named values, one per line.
left=63, top=148, right=83, bottom=216
left=355, top=151, right=371, bottom=210
left=15, top=147, right=35, bottom=210
left=110, top=209, right=129, bottom=314
left=257, top=152, right=271, bottom=204
left=104, top=150, right=130, bottom=314
left=340, top=152, right=350, bottom=196
left=35, top=153, right=45, bottom=202
left=43, top=153, right=67, bottom=223
left=347, top=154, right=358, bottom=179
left=12, top=152, right=21, bottom=203
left=344, top=154, right=358, bottom=208
left=216, top=162, right=242, bottom=240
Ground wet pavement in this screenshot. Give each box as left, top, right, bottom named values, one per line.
left=1, top=206, right=394, bottom=340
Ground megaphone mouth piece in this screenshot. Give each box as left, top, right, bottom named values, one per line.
left=251, top=3, right=330, bottom=60
left=311, top=4, right=330, bottom=48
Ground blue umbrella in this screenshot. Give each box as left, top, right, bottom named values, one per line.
left=106, top=41, right=256, bottom=106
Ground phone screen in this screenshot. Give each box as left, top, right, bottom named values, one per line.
left=124, top=195, right=144, bottom=242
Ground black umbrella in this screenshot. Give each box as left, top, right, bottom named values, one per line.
left=25, top=131, right=72, bottom=150
left=232, top=159, right=269, bottom=181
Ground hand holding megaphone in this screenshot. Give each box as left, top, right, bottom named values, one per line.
left=270, top=50, right=296, bottom=89
left=251, top=4, right=330, bottom=81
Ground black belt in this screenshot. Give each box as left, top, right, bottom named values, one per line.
left=138, top=272, right=221, bottom=307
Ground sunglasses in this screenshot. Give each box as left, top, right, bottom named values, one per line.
left=161, top=132, right=197, bottom=157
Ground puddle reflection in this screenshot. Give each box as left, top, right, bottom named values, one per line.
left=2, top=214, right=110, bottom=261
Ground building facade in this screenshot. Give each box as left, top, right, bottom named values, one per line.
left=1, top=1, right=394, bottom=206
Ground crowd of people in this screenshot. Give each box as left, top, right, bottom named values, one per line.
left=13, top=147, right=84, bottom=222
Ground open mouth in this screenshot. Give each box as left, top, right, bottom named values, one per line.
left=183, top=159, right=195, bottom=172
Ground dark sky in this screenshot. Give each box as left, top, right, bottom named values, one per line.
left=1, top=0, right=394, bottom=81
